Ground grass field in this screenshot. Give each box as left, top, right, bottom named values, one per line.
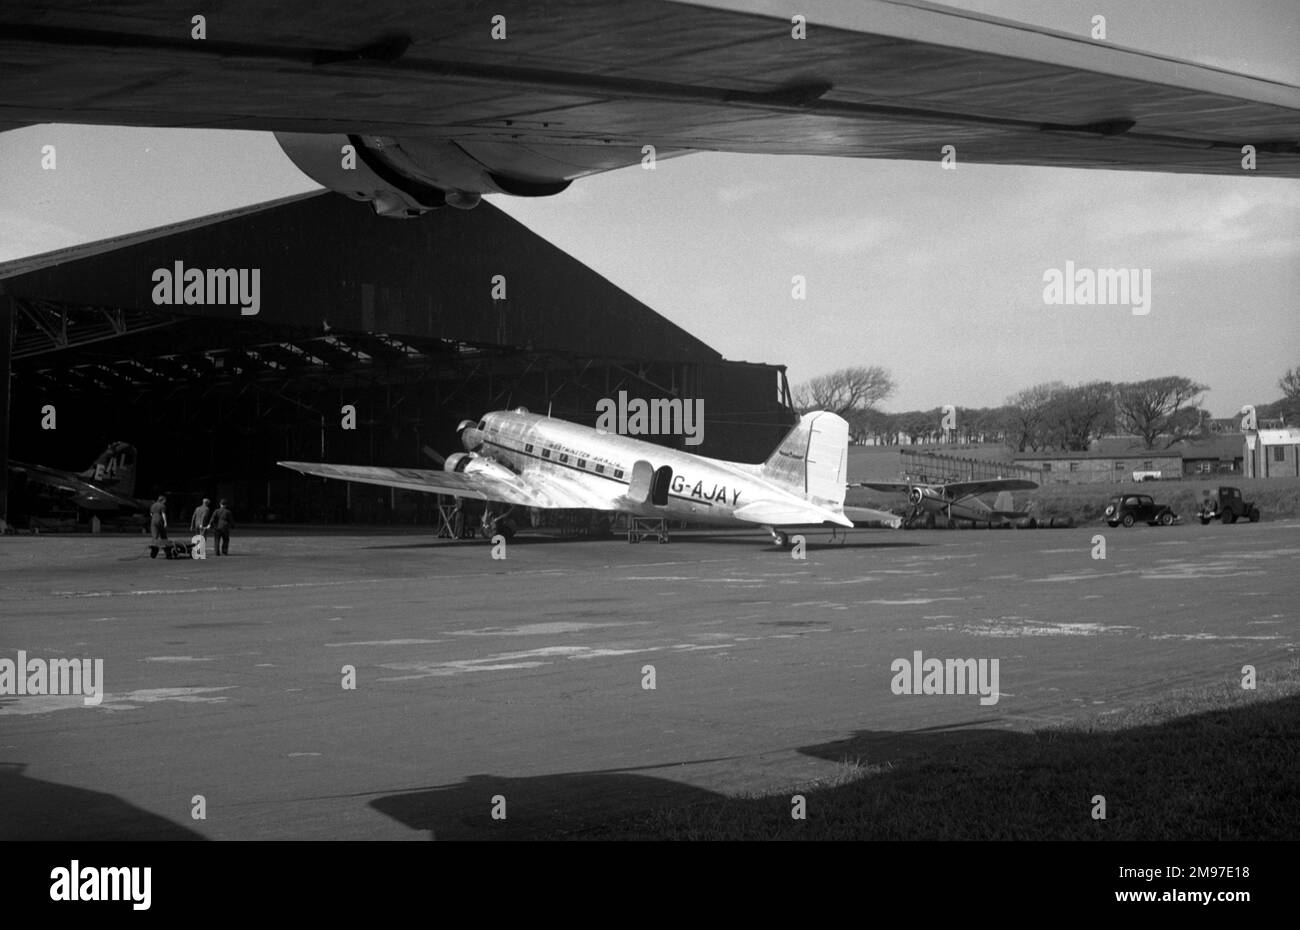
left=562, top=670, right=1300, bottom=840
left=846, top=472, right=1300, bottom=524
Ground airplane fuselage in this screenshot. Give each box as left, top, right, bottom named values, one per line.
left=457, top=410, right=837, bottom=528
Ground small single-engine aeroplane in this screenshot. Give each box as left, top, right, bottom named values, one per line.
left=281, top=408, right=900, bottom=547
left=857, top=477, right=1038, bottom=529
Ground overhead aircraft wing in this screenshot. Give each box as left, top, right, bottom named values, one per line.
left=2, top=0, right=1296, bottom=216
left=277, top=461, right=603, bottom=510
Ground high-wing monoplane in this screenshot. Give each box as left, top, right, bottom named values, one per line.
left=857, top=477, right=1037, bottom=528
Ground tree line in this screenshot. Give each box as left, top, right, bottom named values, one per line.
left=792, top=365, right=1300, bottom=451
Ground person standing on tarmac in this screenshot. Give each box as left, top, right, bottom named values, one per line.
left=191, top=498, right=212, bottom=536
left=149, top=495, right=168, bottom=545
left=211, top=500, right=234, bottom=556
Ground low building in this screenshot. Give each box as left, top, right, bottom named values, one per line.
left=1244, top=428, right=1300, bottom=478
left=1180, top=434, right=1245, bottom=477
left=1012, top=449, right=1182, bottom=484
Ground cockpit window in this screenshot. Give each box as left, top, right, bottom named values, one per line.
left=478, top=420, right=486, bottom=431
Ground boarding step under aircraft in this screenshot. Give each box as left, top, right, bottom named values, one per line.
left=280, top=408, right=900, bottom=546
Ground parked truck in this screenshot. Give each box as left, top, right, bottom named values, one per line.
left=1199, top=486, right=1260, bottom=524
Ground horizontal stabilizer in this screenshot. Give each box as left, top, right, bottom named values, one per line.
left=733, top=500, right=854, bottom=529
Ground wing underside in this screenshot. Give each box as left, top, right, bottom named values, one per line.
left=277, top=460, right=613, bottom=511
left=0, top=0, right=1295, bottom=180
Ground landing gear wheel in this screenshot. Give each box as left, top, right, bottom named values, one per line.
left=657, top=534, right=669, bottom=544
left=772, top=530, right=789, bottom=548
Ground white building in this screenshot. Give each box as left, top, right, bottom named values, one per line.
left=1244, top=428, right=1300, bottom=478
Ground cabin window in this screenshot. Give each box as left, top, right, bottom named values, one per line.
left=614, top=469, right=624, bottom=480
left=1068, top=462, right=1079, bottom=472
left=541, top=449, right=551, bottom=459
left=577, top=458, right=587, bottom=469
left=559, top=454, right=569, bottom=464
left=525, top=443, right=533, bottom=453
left=595, top=464, right=605, bottom=475
left=1114, top=462, right=1124, bottom=470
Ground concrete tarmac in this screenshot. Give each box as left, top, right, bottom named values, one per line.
left=1, top=520, right=1296, bottom=839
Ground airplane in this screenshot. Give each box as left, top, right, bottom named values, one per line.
left=279, top=408, right=901, bottom=547
left=857, top=477, right=1038, bottom=529
left=7, top=442, right=149, bottom=517
left=0, top=0, right=1295, bottom=222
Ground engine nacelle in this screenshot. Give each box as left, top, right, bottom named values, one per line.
left=908, top=486, right=927, bottom=505
left=275, top=133, right=572, bottom=218
left=443, top=452, right=516, bottom=481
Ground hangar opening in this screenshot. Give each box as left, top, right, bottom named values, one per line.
left=0, top=192, right=795, bottom=529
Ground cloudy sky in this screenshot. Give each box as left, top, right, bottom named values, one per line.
left=1, top=0, right=1296, bottom=418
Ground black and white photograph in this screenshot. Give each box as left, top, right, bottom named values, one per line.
left=1, top=0, right=1297, bottom=912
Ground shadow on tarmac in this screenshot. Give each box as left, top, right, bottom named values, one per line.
left=0, top=762, right=206, bottom=840
left=365, top=691, right=1300, bottom=840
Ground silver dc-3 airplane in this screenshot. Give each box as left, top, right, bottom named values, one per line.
left=280, top=408, right=901, bottom=546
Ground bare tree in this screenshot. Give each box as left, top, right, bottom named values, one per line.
left=792, top=366, right=896, bottom=441
left=793, top=366, right=896, bottom=414
left=1040, top=382, right=1115, bottom=451
left=1005, top=382, right=1064, bottom=452
left=1279, top=366, right=1300, bottom=422
left=1114, top=375, right=1209, bottom=449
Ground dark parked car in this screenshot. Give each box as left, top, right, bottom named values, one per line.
left=1104, top=494, right=1179, bottom=527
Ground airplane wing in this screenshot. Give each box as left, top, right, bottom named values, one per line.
left=277, top=461, right=607, bottom=511
left=857, top=482, right=914, bottom=494
left=2, top=0, right=1296, bottom=216
left=939, top=479, right=1039, bottom=500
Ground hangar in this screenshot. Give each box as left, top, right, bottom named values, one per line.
left=0, top=192, right=795, bottom=528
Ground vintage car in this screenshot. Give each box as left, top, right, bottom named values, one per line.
left=1103, top=493, right=1180, bottom=527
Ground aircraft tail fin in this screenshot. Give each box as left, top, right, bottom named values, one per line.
left=761, top=412, right=848, bottom=509
left=79, top=442, right=138, bottom=498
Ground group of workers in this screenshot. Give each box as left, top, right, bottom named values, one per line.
left=148, top=495, right=234, bottom=555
